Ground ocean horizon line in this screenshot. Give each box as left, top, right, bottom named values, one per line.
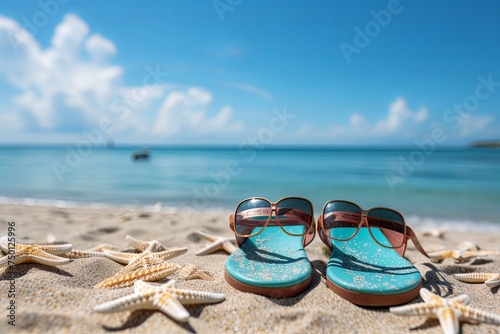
left=0, top=142, right=495, bottom=151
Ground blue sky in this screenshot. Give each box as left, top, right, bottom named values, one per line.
left=0, top=0, right=499, bottom=146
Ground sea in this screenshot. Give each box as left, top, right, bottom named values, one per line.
left=0, top=145, right=499, bottom=231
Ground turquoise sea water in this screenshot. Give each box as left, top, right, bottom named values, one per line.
left=0, top=146, right=499, bottom=230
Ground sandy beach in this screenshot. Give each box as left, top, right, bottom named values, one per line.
left=1, top=203, right=499, bottom=334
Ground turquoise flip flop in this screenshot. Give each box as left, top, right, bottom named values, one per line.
left=225, top=224, right=314, bottom=298
left=321, top=227, right=423, bottom=306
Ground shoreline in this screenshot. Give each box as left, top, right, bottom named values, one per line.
left=1, top=204, right=500, bottom=333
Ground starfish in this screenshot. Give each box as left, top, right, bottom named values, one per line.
left=94, top=279, right=225, bottom=322
left=390, top=288, right=500, bottom=334
left=94, top=262, right=181, bottom=289
left=62, top=242, right=124, bottom=259
left=126, top=235, right=171, bottom=252
left=63, top=250, right=107, bottom=259
left=175, top=264, right=213, bottom=281
left=194, top=230, right=236, bottom=255
left=104, top=247, right=187, bottom=266
left=428, top=249, right=500, bottom=263
left=428, top=240, right=500, bottom=263
left=0, top=242, right=72, bottom=269
left=1, top=235, right=35, bottom=249
left=0, top=236, right=35, bottom=253
left=116, top=251, right=187, bottom=275
left=454, top=273, right=500, bottom=288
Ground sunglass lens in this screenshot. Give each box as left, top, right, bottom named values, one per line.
left=276, top=198, right=312, bottom=235
left=235, top=198, right=271, bottom=237
left=367, top=209, right=405, bottom=248
left=323, top=201, right=361, bottom=240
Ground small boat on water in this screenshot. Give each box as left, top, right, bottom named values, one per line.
left=132, top=148, right=150, bottom=161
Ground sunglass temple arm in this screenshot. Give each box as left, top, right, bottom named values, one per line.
left=406, top=226, right=430, bottom=258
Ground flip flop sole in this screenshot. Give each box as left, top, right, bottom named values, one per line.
left=326, top=228, right=422, bottom=306
left=225, top=226, right=312, bottom=298
left=325, top=275, right=421, bottom=306
left=225, top=270, right=312, bottom=298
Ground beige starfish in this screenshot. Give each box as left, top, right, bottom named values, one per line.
left=64, top=250, right=107, bottom=259
left=104, top=247, right=187, bottom=265
left=0, top=235, right=35, bottom=249
left=94, top=279, right=225, bottom=322
left=0, top=236, right=37, bottom=253
left=175, top=264, right=213, bottom=281
left=428, top=249, right=500, bottom=263
left=62, top=242, right=124, bottom=259
left=94, top=262, right=181, bottom=289
left=194, top=230, right=236, bottom=255
left=117, top=251, right=187, bottom=275
left=428, top=240, right=500, bottom=263
left=0, top=242, right=72, bottom=269
left=390, top=288, right=500, bottom=334
left=126, top=235, right=170, bottom=252
left=454, top=273, right=500, bottom=288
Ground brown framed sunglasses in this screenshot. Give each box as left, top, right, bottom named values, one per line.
left=229, top=197, right=316, bottom=247
left=318, top=200, right=429, bottom=258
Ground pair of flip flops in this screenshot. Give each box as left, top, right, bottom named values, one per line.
left=225, top=225, right=423, bottom=306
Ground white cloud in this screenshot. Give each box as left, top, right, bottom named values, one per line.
left=458, top=115, right=494, bottom=137
left=329, top=97, right=428, bottom=138
left=0, top=14, right=128, bottom=132
left=204, top=105, right=243, bottom=133
left=51, top=13, right=89, bottom=57
left=0, top=14, right=241, bottom=142
left=414, top=107, right=428, bottom=122
left=318, top=97, right=430, bottom=142
left=373, top=97, right=428, bottom=134
left=84, top=33, right=117, bottom=62
left=153, top=87, right=244, bottom=136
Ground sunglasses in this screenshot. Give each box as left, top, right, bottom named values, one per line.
left=318, top=200, right=429, bottom=258
left=229, top=197, right=316, bottom=246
